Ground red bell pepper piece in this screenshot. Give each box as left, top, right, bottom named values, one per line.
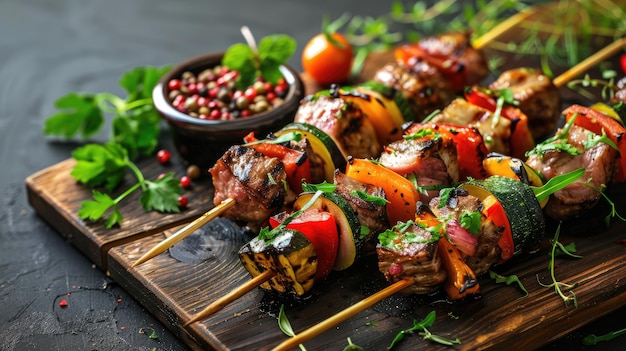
left=269, top=208, right=339, bottom=281
left=564, top=104, right=626, bottom=182
left=464, top=87, right=535, bottom=160
left=405, top=122, right=489, bottom=180
left=244, top=132, right=312, bottom=193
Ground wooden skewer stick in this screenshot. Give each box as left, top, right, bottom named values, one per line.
left=553, top=36, right=626, bottom=88
left=471, top=9, right=534, bottom=50
left=130, top=198, right=236, bottom=268
left=270, top=279, right=414, bottom=351
left=185, top=269, right=276, bottom=326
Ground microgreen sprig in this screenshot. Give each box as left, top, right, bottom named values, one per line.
left=583, top=326, right=626, bottom=346
left=388, top=311, right=461, bottom=349
left=537, top=224, right=581, bottom=307
left=489, top=270, right=529, bottom=299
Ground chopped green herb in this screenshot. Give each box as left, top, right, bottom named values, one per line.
left=489, top=270, right=528, bottom=299
left=277, top=304, right=307, bottom=351
left=459, top=210, right=481, bottom=235
left=388, top=311, right=461, bottom=349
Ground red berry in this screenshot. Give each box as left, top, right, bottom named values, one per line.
left=157, top=150, right=171, bottom=164
left=168, top=79, right=182, bottom=91
left=180, top=175, right=191, bottom=188
left=178, top=195, right=188, bottom=209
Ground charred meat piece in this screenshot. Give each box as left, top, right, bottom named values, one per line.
left=333, top=170, right=389, bottom=241
left=407, top=31, right=490, bottom=91
left=429, top=189, right=503, bottom=276
left=378, top=134, right=459, bottom=201
left=431, top=98, right=512, bottom=156
left=209, top=145, right=287, bottom=230
left=373, top=62, right=456, bottom=121
left=294, top=95, right=381, bottom=158
left=526, top=124, right=619, bottom=220
left=488, top=68, right=561, bottom=141
left=377, top=222, right=447, bottom=295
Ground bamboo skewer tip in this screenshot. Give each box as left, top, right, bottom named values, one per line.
left=184, top=269, right=276, bottom=327
left=129, top=198, right=236, bottom=269
left=270, top=279, right=414, bottom=351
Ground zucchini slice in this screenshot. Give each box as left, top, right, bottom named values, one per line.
left=238, top=228, right=317, bottom=296
left=275, top=122, right=347, bottom=183
left=462, top=176, right=545, bottom=255
left=293, top=192, right=362, bottom=271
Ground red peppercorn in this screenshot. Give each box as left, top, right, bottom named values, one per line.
left=59, top=299, right=68, bottom=308
left=244, top=87, right=258, bottom=102
left=209, top=109, right=221, bottom=120
left=178, top=195, right=188, bottom=209
left=240, top=109, right=252, bottom=118
left=157, top=150, right=171, bottom=164
left=168, top=79, right=182, bottom=91
left=187, top=83, right=198, bottom=95
left=180, top=175, right=191, bottom=188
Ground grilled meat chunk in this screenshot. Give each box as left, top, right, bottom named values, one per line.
left=526, top=124, right=619, bottom=220
left=488, top=68, right=561, bottom=141
left=377, top=222, right=447, bottom=295
left=429, top=190, right=503, bottom=276
left=295, top=95, right=381, bottom=158
left=431, top=98, right=512, bottom=156
left=209, top=145, right=287, bottom=230
left=333, top=170, right=389, bottom=240
left=411, top=31, right=490, bottom=91
left=378, top=135, right=459, bottom=201
left=373, top=62, right=456, bottom=121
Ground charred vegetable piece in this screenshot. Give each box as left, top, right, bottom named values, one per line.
left=461, top=176, right=544, bottom=255
left=275, top=122, right=347, bottom=183
left=345, top=157, right=421, bottom=225
left=238, top=227, right=317, bottom=296
left=269, top=208, right=339, bottom=281
left=292, top=191, right=362, bottom=271
left=482, top=153, right=547, bottom=208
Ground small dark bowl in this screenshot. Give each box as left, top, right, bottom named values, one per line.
left=153, top=52, right=305, bottom=172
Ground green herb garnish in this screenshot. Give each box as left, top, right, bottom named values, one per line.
left=388, top=311, right=461, bottom=349
left=583, top=327, right=626, bottom=346
left=277, top=304, right=307, bottom=351
left=44, top=66, right=169, bottom=160
left=489, top=270, right=528, bottom=299
left=222, top=26, right=296, bottom=90
left=75, top=143, right=182, bottom=228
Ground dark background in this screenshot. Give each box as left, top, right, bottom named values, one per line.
left=1, top=0, right=624, bottom=350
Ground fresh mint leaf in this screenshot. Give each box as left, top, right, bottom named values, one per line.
left=44, top=93, right=104, bottom=138
left=258, top=34, right=297, bottom=68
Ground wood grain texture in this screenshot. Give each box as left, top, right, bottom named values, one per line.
left=25, top=156, right=215, bottom=269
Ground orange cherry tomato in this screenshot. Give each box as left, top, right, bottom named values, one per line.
left=302, top=32, right=353, bottom=86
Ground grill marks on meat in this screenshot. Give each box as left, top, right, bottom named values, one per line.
left=414, top=31, right=490, bottom=92
left=378, top=135, right=459, bottom=201
left=295, top=95, right=381, bottom=158
left=432, top=98, right=512, bottom=156
left=376, top=222, right=447, bottom=295
left=333, top=170, right=389, bottom=241
left=209, top=145, right=287, bottom=230
left=373, top=62, right=456, bottom=121
left=430, top=191, right=503, bottom=276
left=526, top=124, right=619, bottom=220
left=489, top=68, right=561, bottom=141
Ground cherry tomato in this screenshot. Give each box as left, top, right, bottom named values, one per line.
left=302, top=32, right=353, bottom=86
left=269, top=208, right=339, bottom=281
left=620, top=53, right=626, bottom=76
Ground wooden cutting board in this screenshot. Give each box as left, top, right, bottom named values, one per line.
left=25, top=44, right=626, bottom=350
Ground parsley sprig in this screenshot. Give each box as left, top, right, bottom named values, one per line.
left=44, top=66, right=170, bottom=160
left=73, top=143, right=182, bottom=228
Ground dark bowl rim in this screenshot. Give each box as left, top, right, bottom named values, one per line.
left=152, top=51, right=305, bottom=130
